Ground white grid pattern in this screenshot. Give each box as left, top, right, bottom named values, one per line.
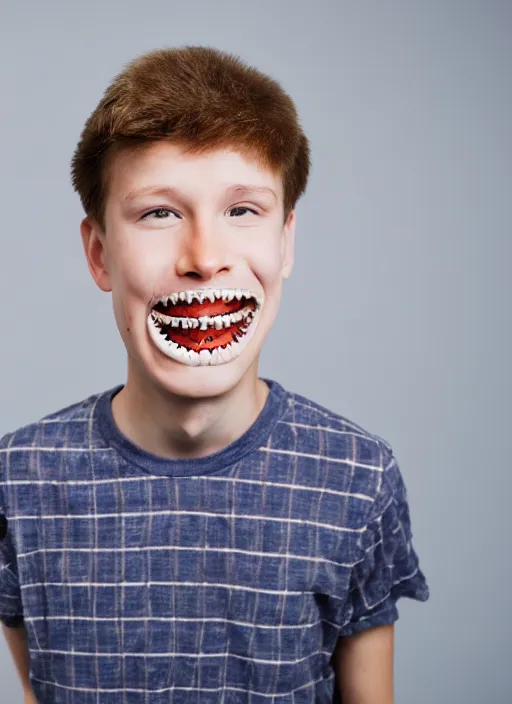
left=0, top=381, right=429, bottom=702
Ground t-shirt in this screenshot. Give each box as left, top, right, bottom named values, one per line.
left=0, top=378, right=429, bottom=703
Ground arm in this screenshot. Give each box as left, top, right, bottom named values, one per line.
left=332, top=452, right=428, bottom=702
left=333, top=624, right=394, bottom=704
left=1, top=622, right=36, bottom=700
left=1, top=446, right=36, bottom=702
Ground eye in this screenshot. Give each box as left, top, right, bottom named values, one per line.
left=141, top=208, right=181, bottom=221
left=228, top=206, right=258, bottom=218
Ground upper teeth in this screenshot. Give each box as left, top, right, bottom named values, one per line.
left=153, top=305, right=255, bottom=330
left=157, top=288, right=261, bottom=308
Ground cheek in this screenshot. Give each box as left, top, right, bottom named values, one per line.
left=247, top=237, right=284, bottom=287
left=109, top=238, right=169, bottom=300
left=107, top=249, right=166, bottom=335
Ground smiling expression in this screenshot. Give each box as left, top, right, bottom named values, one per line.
left=81, top=141, right=296, bottom=397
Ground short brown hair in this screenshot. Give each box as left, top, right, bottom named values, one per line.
left=71, top=46, right=310, bottom=229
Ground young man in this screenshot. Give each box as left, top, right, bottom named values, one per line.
left=0, top=47, right=429, bottom=703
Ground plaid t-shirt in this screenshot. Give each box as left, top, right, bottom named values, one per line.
left=0, top=378, right=429, bottom=703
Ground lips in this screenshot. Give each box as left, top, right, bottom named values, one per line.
left=147, top=287, right=263, bottom=366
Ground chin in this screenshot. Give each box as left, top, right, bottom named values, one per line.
left=132, top=322, right=266, bottom=401
left=149, top=357, right=260, bottom=400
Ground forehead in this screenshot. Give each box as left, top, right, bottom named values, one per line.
left=106, top=141, right=283, bottom=200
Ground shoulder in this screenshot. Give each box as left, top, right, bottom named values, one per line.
left=0, top=388, right=114, bottom=516
left=276, top=385, right=394, bottom=467
left=0, top=387, right=111, bottom=456
left=266, top=384, right=400, bottom=524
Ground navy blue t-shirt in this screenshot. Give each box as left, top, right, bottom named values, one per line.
left=0, top=379, right=429, bottom=703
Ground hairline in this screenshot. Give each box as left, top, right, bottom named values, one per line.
left=98, top=138, right=290, bottom=229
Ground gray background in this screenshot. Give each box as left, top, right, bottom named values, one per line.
left=1, top=1, right=510, bottom=702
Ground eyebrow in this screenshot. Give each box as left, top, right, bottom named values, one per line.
left=123, top=186, right=181, bottom=202
left=227, top=184, right=278, bottom=202
left=123, top=184, right=278, bottom=203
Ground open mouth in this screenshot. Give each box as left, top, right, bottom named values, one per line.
left=147, top=288, right=263, bottom=366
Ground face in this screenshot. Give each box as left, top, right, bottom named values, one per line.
left=81, top=142, right=295, bottom=400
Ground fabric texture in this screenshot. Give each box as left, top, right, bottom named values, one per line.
left=0, top=378, right=429, bottom=703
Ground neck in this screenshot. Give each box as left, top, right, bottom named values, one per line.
left=111, top=364, right=269, bottom=460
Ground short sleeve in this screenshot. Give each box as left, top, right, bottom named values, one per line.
left=0, top=436, right=24, bottom=628
left=338, top=453, right=429, bottom=637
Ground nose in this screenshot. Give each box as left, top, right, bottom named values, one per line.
left=175, top=220, right=232, bottom=282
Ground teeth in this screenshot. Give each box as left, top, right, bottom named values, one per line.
left=153, top=305, right=258, bottom=332
left=187, top=349, right=201, bottom=366
left=154, top=312, right=172, bottom=324
left=172, top=343, right=186, bottom=361
left=199, top=349, right=211, bottom=365
left=148, top=304, right=260, bottom=366
left=219, top=345, right=232, bottom=362
left=159, top=289, right=262, bottom=309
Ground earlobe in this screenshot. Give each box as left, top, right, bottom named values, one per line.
left=281, top=210, right=296, bottom=280
left=80, top=217, right=112, bottom=292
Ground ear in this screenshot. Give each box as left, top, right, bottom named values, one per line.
left=80, top=217, right=112, bottom=292
left=281, top=209, right=296, bottom=280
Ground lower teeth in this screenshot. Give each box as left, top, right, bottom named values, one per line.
left=153, top=315, right=253, bottom=351
left=147, top=312, right=256, bottom=366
